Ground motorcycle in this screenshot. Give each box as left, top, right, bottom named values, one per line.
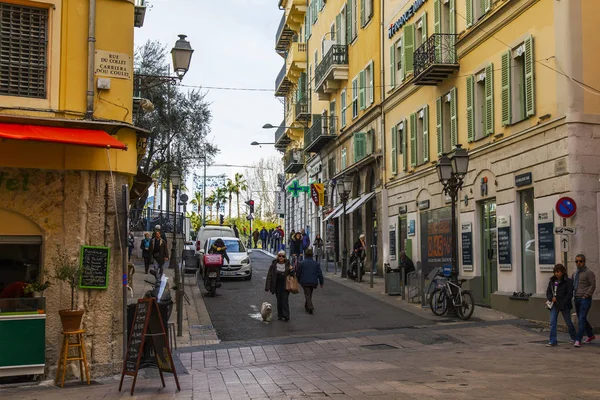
left=347, top=251, right=366, bottom=281
left=200, top=253, right=225, bottom=297
left=143, top=269, right=174, bottom=323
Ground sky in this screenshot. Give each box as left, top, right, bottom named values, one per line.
left=135, top=0, right=283, bottom=198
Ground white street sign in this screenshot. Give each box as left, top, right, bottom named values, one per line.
left=554, top=226, right=576, bottom=235
left=560, top=235, right=569, bottom=253
left=275, top=191, right=286, bottom=214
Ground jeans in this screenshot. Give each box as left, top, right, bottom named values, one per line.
left=303, top=286, right=315, bottom=311
left=574, top=297, right=594, bottom=341
left=549, top=307, right=576, bottom=344
left=275, top=274, right=290, bottom=319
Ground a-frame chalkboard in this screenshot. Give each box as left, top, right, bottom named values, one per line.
left=119, top=298, right=180, bottom=395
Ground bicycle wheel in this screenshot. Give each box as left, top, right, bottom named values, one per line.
left=430, top=289, right=448, bottom=316
left=456, top=290, right=475, bottom=320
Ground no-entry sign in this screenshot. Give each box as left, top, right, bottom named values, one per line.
left=556, top=197, right=577, bottom=218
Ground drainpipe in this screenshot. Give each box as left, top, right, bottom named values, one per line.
left=85, top=0, right=97, bottom=119
left=379, top=0, right=390, bottom=270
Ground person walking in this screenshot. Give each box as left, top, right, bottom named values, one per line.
left=265, top=250, right=295, bottom=321
left=572, top=254, right=596, bottom=347
left=140, top=232, right=152, bottom=274
left=128, top=232, right=135, bottom=261
left=291, top=231, right=304, bottom=265
left=301, top=229, right=311, bottom=252
left=546, top=264, right=577, bottom=347
left=260, top=227, right=268, bottom=249
left=313, top=234, right=324, bottom=263
left=297, top=248, right=324, bottom=314
left=149, top=230, right=168, bottom=276
left=252, top=228, right=260, bottom=249
left=399, top=251, right=416, bottom=283
left=233, top=225, right=239, bottom=238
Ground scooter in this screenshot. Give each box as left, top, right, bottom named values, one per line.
left=143, top=269, right=174, bottom=322
left=201, top=253, right=225, bottom=297
left=347, top=252, right=366, bottom=281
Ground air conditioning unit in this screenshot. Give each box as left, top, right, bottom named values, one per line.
left=323, top=40, right=336, bottom=55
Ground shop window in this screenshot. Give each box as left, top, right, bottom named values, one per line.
left=0, top=3, right=48, bottom=99
left=436, top=88, right=457, bottom=155
left=410, top=105, right=430, bottom=166
left=520, top=189, right=536, bottom=294
left=502, top=36, right=535, bottom=126
left=0, top=238, right=42, bottom=304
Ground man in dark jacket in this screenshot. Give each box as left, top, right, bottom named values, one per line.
left=149, top=230, right=169, bottom=276
left=301, top=229, right=310, bottom=251
left=252, top=228, right=260, bottom=248
left=297, top=248, right=324, bottom=314
left=400, top=251, right=416, bottom=282
left=291, top=232, right=304, bottom=262
left=260, top=227, right=268, bottom=248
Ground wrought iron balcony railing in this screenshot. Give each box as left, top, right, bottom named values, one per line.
left=314, top=45, right=348, bottom=89
left=413, top=33, right=460, bottom=86
left=275, top=13, right=295, bottom=52
left=275, top=63, right=292, bottom=96
left=294, top=98, right=310, bottom=121
left=284, top=149, right=305, bottom=173
left=304, top=114, right=337, bottom=153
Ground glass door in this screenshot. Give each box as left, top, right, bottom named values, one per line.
left=481, top=200, right=498, bottom=304
left=520, top=189, right=536, bottom=294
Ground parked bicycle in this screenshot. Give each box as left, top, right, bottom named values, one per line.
left=429, top=270, right=475, bottom=320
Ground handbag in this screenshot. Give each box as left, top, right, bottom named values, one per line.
left=545, top=282, right=557, bottom=310
left=286, top=275, right=299, bottom=294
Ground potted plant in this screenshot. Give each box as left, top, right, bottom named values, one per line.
left=51, top=245, right=85, bottom=332
left=24, top=280, right=52, bottom=298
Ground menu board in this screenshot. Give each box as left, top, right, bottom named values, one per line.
left=124, top=300, right=150, bottom=374
left=461, top=222, right=473, bottom=271
left=497, top=227, right=512, bottom=270
left=538, top=211, right=555, bottom=267
left=147, top=306, right=173, bottom=373
left=79, top=246, right=110, bottom=289
left=389, top=226, right=396, bottom=261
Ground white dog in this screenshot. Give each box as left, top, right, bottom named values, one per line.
left=260, top=302, right=273, bottom=322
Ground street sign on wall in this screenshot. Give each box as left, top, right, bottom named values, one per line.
left=275, top=191, right=285, bottom=214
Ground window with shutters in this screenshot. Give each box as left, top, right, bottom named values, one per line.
left=392, top=120, right=408, bottom=175
left=502, top=36, right=535, bottom=126
left=403, top=24, right=415, bottom=77
left=314, top=49, right=319, bottom=66
left=436, top=88, right=457, bottom=155
left=341, top=89, right=347, bottom=128
left=360, top=0, right=373, bottom=28
left=341, top=148, right=347, bottom=170
left=330, top=22, right=336, bottom=43
left=466, top=0, right=490, bottom=28
left=353, top=131, right=367, bottom=162
left=366, top=61, right=374, bottom=106
left=328, top=156, right=337, bottom=179
left=435, top=0, right=455, bottom=34
left=352, top=77, right=358, bottom=119
left=410, top=106, right=429, bottom=167
left=415, top=13, right=427, bottom=50
left=0, top=3, right=49, bottom=99
left=467, top=64, right=493, bottom=142
left=339, top=5, right=347, bottom=45
left=346, top=0, right=357, bottom=43
left=394, top=38, right=404, bottom=84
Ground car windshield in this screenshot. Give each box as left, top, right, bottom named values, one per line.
left=209, top=239, right=245, bottom=253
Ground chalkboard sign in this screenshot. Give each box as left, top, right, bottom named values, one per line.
left=389, top=228, right=396, bottom=261
left=461, top=222, right=473, bottom=271
left=124, top=300, right=150, bottom=374
left=497, top=226, right=512, bottom=270
left=147, top=307, right=173, bottom=374
left=79, top=246, right=110, bottom=289
left=538, top=222, right=555, bottom=265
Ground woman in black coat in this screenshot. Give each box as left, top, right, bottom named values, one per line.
left=546, top=263, right=577, bottom=346
left=265, top=250, right=295, bottom=321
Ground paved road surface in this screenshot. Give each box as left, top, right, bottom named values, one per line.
left=203, top=251, right=433, bottom=341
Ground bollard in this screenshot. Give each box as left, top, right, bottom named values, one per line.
left=418, top=261, right=426, bottom=307
left=401, top=266, right=406, bottom=300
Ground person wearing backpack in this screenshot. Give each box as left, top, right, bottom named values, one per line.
left=546, top=263, right=577, bottom=347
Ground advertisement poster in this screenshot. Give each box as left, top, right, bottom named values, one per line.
left=461, top=222, right=473, bottom=271
left=420, top=207, right=452, bottom=275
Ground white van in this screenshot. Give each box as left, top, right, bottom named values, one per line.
left=195, top=225, right=235, bottom=254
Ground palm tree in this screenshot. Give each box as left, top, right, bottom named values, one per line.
left=205, top=193, right=216, bottom=221
left=225, top=179, right=236, bottom=219
left=215, top=186, right=228, bottom=219
left=232, top=173, right=248, bottom=217
left=190, top=191, right=202, bottom=213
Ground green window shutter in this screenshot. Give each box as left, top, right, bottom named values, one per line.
left=410, top=113, right=417, bottom=167
left=433, top=0, right=441, bottom=34
left=485, top=63, right=494, bottom=135
left=501, top=51, right=512, bottom=126
left=346, top=0, right=352, bottom=44
left=359, top=70, right=366, bottom=110
left=353, top=132, right=363, bottom=162
left=390, top=44, right=396, bottom=88
left=466, top=0, right=473, bottom=28
left=402, top=119, right=408, bottom=171
left=449, top=0, right=456, bottom=34
left=341, top=149, right=347, bottom=169
left=403, top=24, right=415, bottom=75
left=466, top=75, right=475, bottom=142
left=450, top=87, right=458, bottom=148
left=421, top=12, right=428, bottom=44
left=305, top=15, right=309, bottom=42
left=360, top=0, right=365, bottom=27
left=436, top=97, right=443, bottom=155
left=524, top=35, right=535, bottom=117
left=484, top=0, right=491, bottom=13
left=391, top=125, right=398, bottom=175
left=423, top=105, right=429, bottom=163
left=369, top=61, right=374, bottom=105
left=400, top=39, right=406, bottom=81
left=336, top=14, right=342, bottom=44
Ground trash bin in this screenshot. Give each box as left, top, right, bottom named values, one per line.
left=386, top=268, right=401, bottom=295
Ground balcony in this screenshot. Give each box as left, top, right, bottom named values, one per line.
left=304, top=114, right=337, bottom=153
left=294, top=99, right=310, bottom=122
left=413, top=34, right=460, bottom=86
left=279, top=0, right=306, bottom=33
left=134, top=0, right=146, bottom=28
left=284, top=149, right=305, bottom=174
left=275, top=63, right=292, bottom=97
left=314, top=45, right=349, bottom=99
left=274, top=121, right=291, bottom=151
left=285, top=42, right=307, bottom=83
left=275, top=13, right=295, bottom=53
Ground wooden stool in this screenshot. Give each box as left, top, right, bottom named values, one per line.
left=56, top=330, right=90, bottom=387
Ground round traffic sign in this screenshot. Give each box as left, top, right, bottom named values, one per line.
left=556, top=197, right=577, bottom=218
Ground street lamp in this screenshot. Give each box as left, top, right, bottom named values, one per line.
left=168, top=170, right=183, bottom=337
left=336, top=175, right=353, bottom=278
left=251, top=141, right=276, bottom=146
left=436, top=144, right=469, bottom=283
left=171, top=34, right=194, bottom=80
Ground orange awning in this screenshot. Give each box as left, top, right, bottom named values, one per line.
left=0, top=123, right=128, bottom=150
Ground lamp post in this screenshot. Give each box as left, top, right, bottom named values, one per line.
left=250, top=141, right=276, bottom=146
left=336, top=175, right=353, bottom=278
left=436, top=144, right=470, bottom=284
left=169, top=170, right=183, bottom=336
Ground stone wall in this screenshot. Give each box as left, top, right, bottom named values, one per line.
left=0, top=168, right=129, bottom=378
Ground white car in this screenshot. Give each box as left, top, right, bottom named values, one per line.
left=203, top=236, right=252, bottom=281
left=195, top=225, right=236, bottom=255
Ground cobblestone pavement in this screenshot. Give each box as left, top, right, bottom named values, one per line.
left=3, top=319, right=600, bottom=399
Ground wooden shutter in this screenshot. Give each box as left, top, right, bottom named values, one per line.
left=336, top=14, right=342, bottom=44
left=449, top=0, right=456, bottom=35
left=346, top=0, right=352, bottom=45
left=390, top=44, right=396, bottom=88
left=423, top=105, right=429, bottom=163
left=403, top=24, right=415, bottom=75
left=402, top=119, right=408, bottom=171
left=421, top=12, right=427, bottom=44
left=354, top=132, right=366, bottom=162
left=359, top=69, right=366, bottom=110
left=360, top=0, right=365, bottom=27
left=501, top=51, right=512, bottom=126
left=410, top=113, right=417, bottom=167
left=466, top=75, right=474, bottom=142
left=400, top=39, right=406, bottom=81
left=484, top=0, right=491, bottom=13
left=524, top=35, right=535, bottom=117
left=391, top=125, right=398, bottom=175
left=433, top=0, right=441, bottom=34
left=436, top=97, right=443, bottom=155
left=485, top=63, right=494, bottom=135
left=466, top=0, right=473, bottom=28
left=369, top=61, right=374, bottom=105
left=305, top=15, right=309, bottom=42
left=450, top=87, right=457, bottom=148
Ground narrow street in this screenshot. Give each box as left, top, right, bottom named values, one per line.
left=203, top=251, right=433, bottom=341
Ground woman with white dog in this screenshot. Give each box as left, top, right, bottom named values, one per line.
left=265, top=250, right=295, bottom=321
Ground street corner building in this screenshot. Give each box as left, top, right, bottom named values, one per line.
left=381, top=0, right=600, bottom=324
left=275, top=0, right=384, bottom=271
left=0, top=0, right=148, bottom=381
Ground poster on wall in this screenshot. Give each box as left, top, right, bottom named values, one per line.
left=461, top=222, right=473, bottom=272
left=389, top=224, right=397, bottom=261
left=408, top=220, right=415, bottom=236
left=420, top=207, right=452, bottom=276
left=537, top=210, right=555, bottom=270
left=497, top=215, right=512, bottom=271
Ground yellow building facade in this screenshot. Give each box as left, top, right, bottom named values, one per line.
left=382, top=0, right=600, bottom=321
left=0, top=0, right=146, bottom=379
